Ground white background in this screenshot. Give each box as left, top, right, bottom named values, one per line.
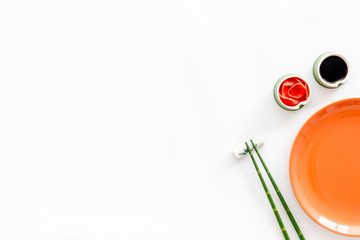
left=0, top=0, right=359, bottom=239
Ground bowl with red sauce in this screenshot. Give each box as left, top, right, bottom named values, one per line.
left=274, top=74, right=311, bottom=111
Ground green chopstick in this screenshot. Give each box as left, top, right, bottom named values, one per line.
left=250, top=139, right=305, bottom=240
left=245, top=142, right=290, bottom=240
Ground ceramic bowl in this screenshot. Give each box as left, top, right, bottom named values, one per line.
left=313, top=52, right=350, bottom=88
left=273, top=74, right=311, bottom=111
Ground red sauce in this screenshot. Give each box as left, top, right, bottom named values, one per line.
left=279, top=77, right=309, bottom=107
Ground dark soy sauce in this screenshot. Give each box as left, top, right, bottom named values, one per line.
left=319, top=56, right=348, bottom=83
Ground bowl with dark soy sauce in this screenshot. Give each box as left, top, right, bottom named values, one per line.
left=313, top=52, right=350, bottom=88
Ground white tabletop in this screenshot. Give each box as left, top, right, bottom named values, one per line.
left=0, top=0, right=359, bottom=239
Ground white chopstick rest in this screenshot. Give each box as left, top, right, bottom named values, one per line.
left=233, top=140, right=264, bottom=159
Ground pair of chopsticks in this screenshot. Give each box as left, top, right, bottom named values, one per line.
left=245, top=140, right=305, bottom=240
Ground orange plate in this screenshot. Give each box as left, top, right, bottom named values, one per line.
left=290, top=98, right=360, bottom=237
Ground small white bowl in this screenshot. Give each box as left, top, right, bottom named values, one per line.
left=273, top=74, right=312, bottom=111
left=313, top=52, right=350, bottom=88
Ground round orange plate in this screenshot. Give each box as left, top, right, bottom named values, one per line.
left=290, top=98, right=360, bottom=237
